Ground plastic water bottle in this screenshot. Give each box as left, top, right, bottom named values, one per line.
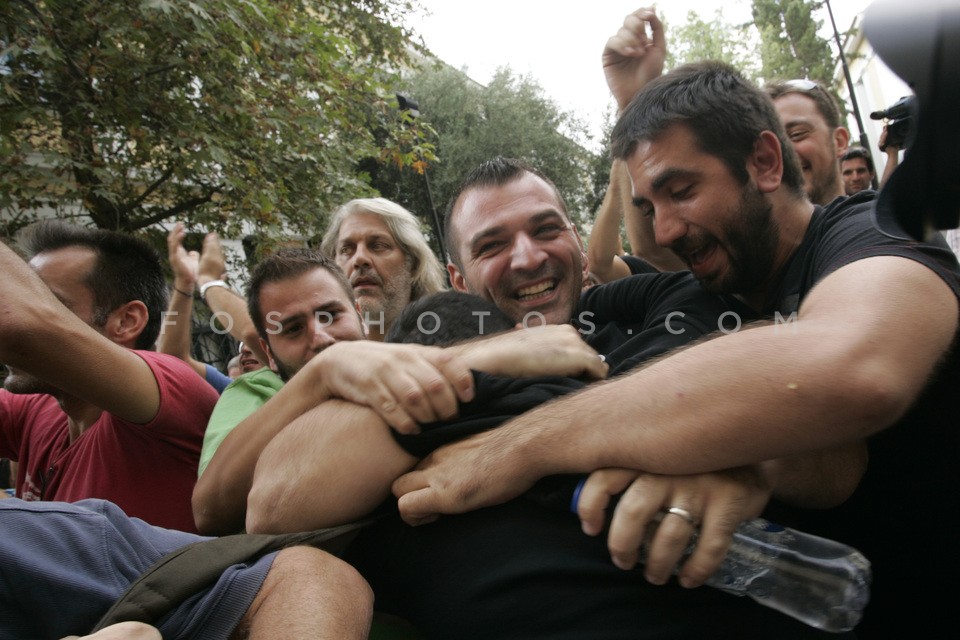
left=553, top=476, right=871, bottom=633
left=696, top=517, right=871, bottom=633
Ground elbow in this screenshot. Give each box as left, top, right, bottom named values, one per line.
left=839, top=359, right=919, bottom=438
left=192, top=477, right=242, bottom=536
left=245, top=480, right=288, bottom=534
left=191, top=485, right=220, bottom=536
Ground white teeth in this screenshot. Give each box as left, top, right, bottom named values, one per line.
left=517, top=281, right=554, bottom=299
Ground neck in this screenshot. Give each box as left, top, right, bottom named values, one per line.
left=56, top=394, right=103, bottom=442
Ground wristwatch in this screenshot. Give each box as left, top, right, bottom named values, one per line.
left=199, top=279, right=230, bottom=301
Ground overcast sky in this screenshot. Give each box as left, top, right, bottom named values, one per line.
left=408, top=1, right=873, bottom=147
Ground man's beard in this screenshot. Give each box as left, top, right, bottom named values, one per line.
left=356, top=268, right=413, bottom=334
left=679, top=185, right=779, bottom=296
left=806, top=164, right=841, bottom=206
left=272, top=361, right=293, bottom=383
left=3, top=367, right=59, bottom=396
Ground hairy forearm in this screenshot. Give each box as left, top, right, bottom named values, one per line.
left=499, top=259, right=956, bottom=480
left=498, top=320, right=922, bottom=482
left=246, top=400, right=417, bottom=534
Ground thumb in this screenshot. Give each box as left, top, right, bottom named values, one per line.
left=396, top=490, right=440, bottom=526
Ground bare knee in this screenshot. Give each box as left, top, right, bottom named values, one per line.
left=269, top=546, right=373, bottom=607
left=238, top=546, right=373, bottom=639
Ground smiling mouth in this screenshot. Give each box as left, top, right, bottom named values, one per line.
left=684, top=240, right=718, bottom=269
left=516, top=281, right=556, bottom=302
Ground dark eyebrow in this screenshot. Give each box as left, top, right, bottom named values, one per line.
left=467, top=209, right=569, bottom=254
left=529, top=210, right=568, bottom=226
left=277, top=300, right=347, bottom=328
left=468, top=225, right=507, bottom=254
left=783, top=118, right=812, bottom=130
left=631, top=168, right=699, bottom=211
left=650, top=168, right=699, bottom=192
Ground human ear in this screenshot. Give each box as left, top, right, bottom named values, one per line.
left=751, top=131, right=785, bottom=194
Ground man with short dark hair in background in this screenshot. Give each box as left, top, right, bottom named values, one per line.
left=0, top=220, right=216, bottom=532
left=840, top=146, right=875, bottom=195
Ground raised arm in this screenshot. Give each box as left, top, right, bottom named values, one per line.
left=194, top=232, right=269, bottom=367
left=393, top=255, right=957, bottom=518
left=878, top=125, right=901, bottom=188
left=598, top=9, right=686, bottom=274
left=157, top=223, right=206, bottom=378
left=0, top=241, right=161, bottom=424
left=587, top=160, right=633, bottom=283
left=603, top=7, right=666, bottom=114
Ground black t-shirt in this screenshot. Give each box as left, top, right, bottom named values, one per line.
left=621, top=253, right=660, bottom=275
left=756, top=193, right=960, bottom=637
left=353, top=274, right=832, bottom=639
left=391, top=271, right=750, bottom=456
left=576, top=270, right=753, bottom=376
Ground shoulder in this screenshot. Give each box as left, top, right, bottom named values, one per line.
left=807, top=194, right=960, bottom=296
left=131, top=350, right=219, bottom=421
left=578, top=271, right=735, bottom=320
left=221, top=368, right=284, bottom=396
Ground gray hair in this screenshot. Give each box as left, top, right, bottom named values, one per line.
left=320, top=197, right=447, bottom=300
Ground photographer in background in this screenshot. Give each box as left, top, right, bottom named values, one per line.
left=871, top=96, right=912, bottom=189
left=876, top=124, right=902, bottom=188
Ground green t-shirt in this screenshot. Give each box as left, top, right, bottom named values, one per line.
left=198, top=367, right=284, bottom=478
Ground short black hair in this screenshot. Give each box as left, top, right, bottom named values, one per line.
left=17, top=220, right=167, bottom=350
left=841, top=146, right=872, bottom=164
left=443, top=157, right=569, bottom=268
left=246, top=247, right=354, bottom=343
left=611, top=61, right=804, bottom=197
left=386, top=291, right=514, bottom=347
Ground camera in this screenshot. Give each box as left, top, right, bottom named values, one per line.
left=869, top=95, right=916, bottom=151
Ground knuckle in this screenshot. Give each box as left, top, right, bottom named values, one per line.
left=403, top=386, right=427, bottom=407
left=424, top=376, right=449, bottom=396
left=607, top=539, right=635, bottom=558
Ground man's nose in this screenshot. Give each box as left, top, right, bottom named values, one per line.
left=509, top=233, right=548, bottom=272
left=308, top=320, right=337, bottom=352
left=351, top=243, right=372, bottom=269
left=653, top=208, right=688, bottom=248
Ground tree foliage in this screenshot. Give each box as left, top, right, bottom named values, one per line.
left=665, top=9, right=761, bottom=81
left=368, top=61, right=597, bottom=252
left=0, top=0, right=426, bottom=239
left=751, top=0, right=834, bottom=85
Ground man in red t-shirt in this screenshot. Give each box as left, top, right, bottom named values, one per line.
left=0, top=220, right=216, bottom=532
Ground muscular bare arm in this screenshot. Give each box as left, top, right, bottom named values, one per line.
left=393, top=256, right=957, bottom=520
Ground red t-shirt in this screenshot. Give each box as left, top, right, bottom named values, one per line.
left=0, top=351, right=217, bottom=532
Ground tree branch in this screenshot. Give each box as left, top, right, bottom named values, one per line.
left=124, top=165, right=176, bottom=212
left=130, top=191, right=220, bottom=231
